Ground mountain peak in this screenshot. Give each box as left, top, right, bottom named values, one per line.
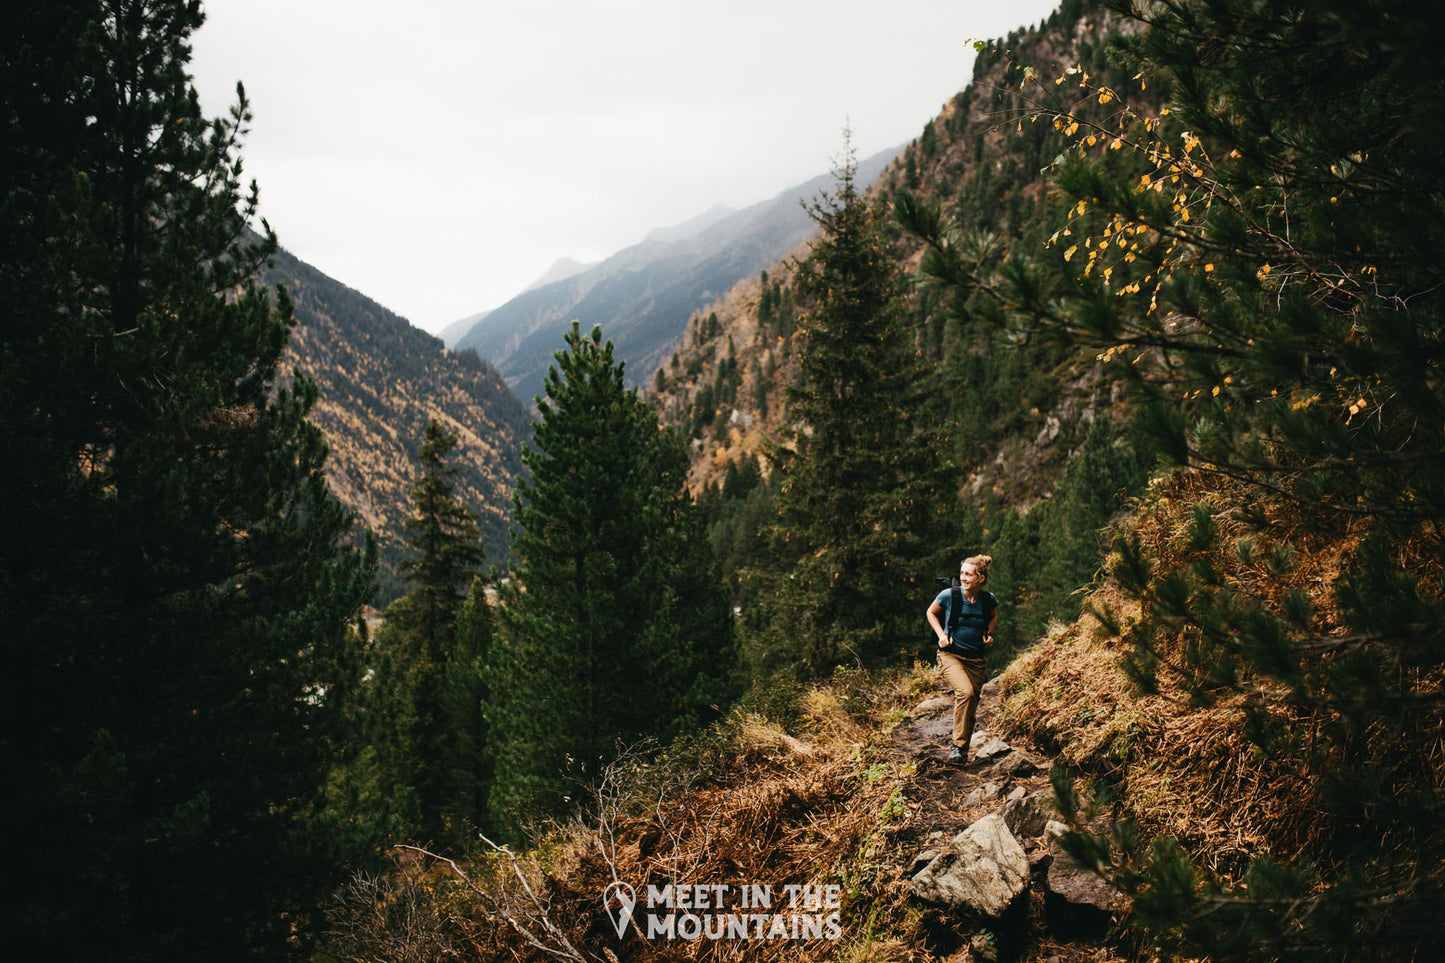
left=642, top=203, right=738, bottom=245
left=523, top=256, right=595, bottom=293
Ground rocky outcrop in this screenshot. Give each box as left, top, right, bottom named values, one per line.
left=909, top=813, right=1030, bottom=919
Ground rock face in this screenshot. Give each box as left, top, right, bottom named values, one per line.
left=909, top=813, right=1030, bottom=919
left=1044, top=822, right=1120, bottom=936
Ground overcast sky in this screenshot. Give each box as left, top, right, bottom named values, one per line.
left=190, top=0, right=1062, bottom=335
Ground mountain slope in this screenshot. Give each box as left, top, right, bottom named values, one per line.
left=649, top=12, right=1127, bottom=499
left=267, top=247, right=531, bottom=602
left=455, top=146, right=902, bottom=405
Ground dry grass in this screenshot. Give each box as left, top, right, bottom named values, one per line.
left=323, top=666, right=945, bottom=962
left=1000, top=609, right=1321, bottom=872
left=997, top=468, right=1445, bottom=877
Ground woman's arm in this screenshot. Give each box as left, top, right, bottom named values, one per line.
left=927, top=601, right=949, bottom=648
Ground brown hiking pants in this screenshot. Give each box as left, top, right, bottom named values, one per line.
left=938, top=650, right=988, bottom=750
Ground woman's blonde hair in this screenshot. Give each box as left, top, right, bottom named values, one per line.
left=961, top=554, right=993, bottom=583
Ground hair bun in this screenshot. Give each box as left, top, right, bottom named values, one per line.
left=962, top=554, right=993, bottom=581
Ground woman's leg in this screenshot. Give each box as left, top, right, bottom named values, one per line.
left=938, top=650, right=978, bottom=750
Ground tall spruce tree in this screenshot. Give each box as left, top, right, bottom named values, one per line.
left=486, top=322, right=736, bottom=833
left=0, top=2, right=376, bottom=959
left=750, top=143, right=955, bottom=677
left=366, top=418, right=490, bottom=849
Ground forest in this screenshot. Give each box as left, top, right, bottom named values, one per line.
left=2, top=0, right=1440, bottom=960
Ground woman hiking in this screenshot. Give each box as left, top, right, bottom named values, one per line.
left=925, top=554, right=998, bottom=764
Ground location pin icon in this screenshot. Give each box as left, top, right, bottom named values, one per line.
left=602, top=880, right=637, bottom=938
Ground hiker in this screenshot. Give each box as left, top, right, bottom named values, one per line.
left=925, top=554, right=998, bottom=764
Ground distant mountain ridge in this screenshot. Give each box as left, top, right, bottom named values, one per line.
left=266, top=246, right=531, bottom=603
left=454, top=145, right=903, bottom=404
left=436, top=257, right=597, bottom=348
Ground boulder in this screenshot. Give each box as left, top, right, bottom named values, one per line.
left=993, top=752, right=1040, bottom=777
left=969, top=734, right=1012, bottom=761
left=1002, top=790, right=1064, bottom=839
left=909, top=813, right=1029, bottom=919
left=1044, top=824, right=1119, bottom=936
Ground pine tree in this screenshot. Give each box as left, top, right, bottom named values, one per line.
left=367, top=418, right=490, bottom=849
left=750, top=141, right=956, bottom=677
left=486, top=322, right=736, bottom=833
left=0, top=3, right=376, bottom=958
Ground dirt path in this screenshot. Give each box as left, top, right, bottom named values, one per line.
left=886, top=676, right=1122, bottom=962
left=889, top=676, right=1054, bottom=840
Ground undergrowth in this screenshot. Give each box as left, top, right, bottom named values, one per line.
left=318, top=664, right=948, bottom=961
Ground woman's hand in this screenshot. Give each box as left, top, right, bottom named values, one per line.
left=937, top=635, right=949, bottom=649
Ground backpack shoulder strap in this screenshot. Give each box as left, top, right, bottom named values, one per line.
left=947, top=581, right=963, bottom=634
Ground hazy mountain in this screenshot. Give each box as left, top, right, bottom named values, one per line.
left=266, top=246, right=532, bottom=603
left=454, top=146, right=903, bottom=405
left=642, top=203, right=737, bottom=244
left=435, top=257, right=595, bottom=348
left=522, top=255, right=596, bottom=291
left=436, top=310, right=488, bottom=348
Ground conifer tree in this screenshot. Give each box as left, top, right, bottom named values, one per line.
left=367, top=418, right=490, bottom=849
left=486, top=322, right=735, bottom=832
left=0, top=3, right=376, bottom=958
left=750, top=142, right=956, bottom=677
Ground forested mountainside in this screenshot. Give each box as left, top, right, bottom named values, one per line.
left=266, top=247, right=531, bottom=602
left=454, top=146, right=901, bottom=406
left=649, top=0, right=1149, bottom=667
left=651, top=7, right=1128, bottom=501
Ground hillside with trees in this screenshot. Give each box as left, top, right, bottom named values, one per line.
left=6, top=0, right=1441, bottom=960
left=329, top=0, right=1441, bottom=958
left=267, top=247, right=531, bottom=603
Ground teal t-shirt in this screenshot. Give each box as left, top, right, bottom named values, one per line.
left=935, top=588, right=998, bottom=657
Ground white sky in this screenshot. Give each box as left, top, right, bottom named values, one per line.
left=191, top=0, right=1062, bottom=335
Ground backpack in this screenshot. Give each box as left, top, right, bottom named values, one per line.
left=927, top=575, right=964, bottom=644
